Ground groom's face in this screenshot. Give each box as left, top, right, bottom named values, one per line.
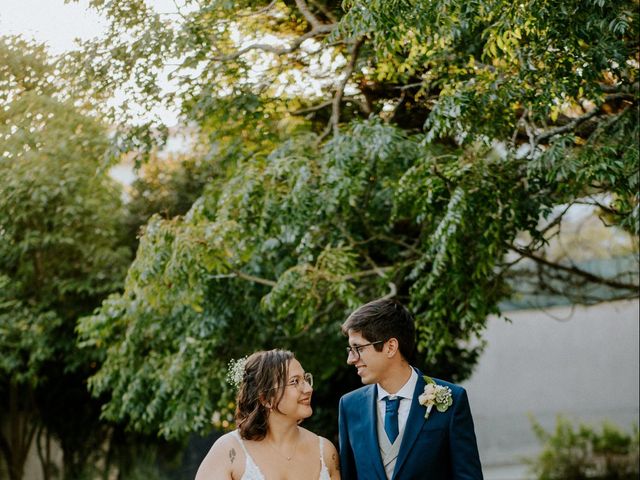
left=346, top=330, right=387, bottom=385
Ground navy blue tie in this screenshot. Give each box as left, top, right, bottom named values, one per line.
left=384, top=396, right=400, bottom=443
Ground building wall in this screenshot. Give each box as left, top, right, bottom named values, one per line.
left=462, top=299, right=640, bottom=470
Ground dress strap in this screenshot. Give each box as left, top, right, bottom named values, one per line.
left=319, top=436, right=328, bottom=468
left=233, top=430, right=250, bottom=455
left=318, top=436, right=331, bottom=480
left=232, top=430, right=267, bottom=480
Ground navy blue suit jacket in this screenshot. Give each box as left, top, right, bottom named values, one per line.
left=338, top=370, right=483, bottom=479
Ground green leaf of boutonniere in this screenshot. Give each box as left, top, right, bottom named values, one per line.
left=419, top=375, right=453, bottom=418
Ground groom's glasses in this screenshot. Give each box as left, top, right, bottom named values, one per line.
left=346, top=340, right=385, bottom=360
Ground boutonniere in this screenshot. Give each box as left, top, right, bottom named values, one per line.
left=418, top=376, right=453, bottom=419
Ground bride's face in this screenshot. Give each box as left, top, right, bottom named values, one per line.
left=272, top=359, right=313, bottom=421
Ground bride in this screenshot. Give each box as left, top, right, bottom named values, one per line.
left=195, top=349, right=341, bottom=479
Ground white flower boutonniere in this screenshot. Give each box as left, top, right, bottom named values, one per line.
left=418, top=376, right=453, bottom=419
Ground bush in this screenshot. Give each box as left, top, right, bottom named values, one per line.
left=528, top=415, right=640, bottom=480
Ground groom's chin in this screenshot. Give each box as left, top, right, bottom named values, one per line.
left=355, top=367, right=373, bottom=384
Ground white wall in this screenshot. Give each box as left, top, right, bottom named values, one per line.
left=462, top=299, right=640, bottom=469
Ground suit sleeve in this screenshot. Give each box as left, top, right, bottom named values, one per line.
left=449, top=388, right=484, bottom=480
left=338, top=396, right=357, bottom=480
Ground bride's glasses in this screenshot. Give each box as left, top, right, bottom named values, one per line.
left=285, top=372, right=313, bottom=391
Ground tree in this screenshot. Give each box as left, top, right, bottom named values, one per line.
left=75, top=0, right=638, bottom=441
left=123, top=149, right=223, bottom=254
left=0, top=36, right=131, bottom=480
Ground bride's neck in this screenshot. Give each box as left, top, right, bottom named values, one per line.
left=266, top=418, right=300, bottom=445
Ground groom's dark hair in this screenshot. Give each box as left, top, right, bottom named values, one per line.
left=342, top=298, right=416, bottom=363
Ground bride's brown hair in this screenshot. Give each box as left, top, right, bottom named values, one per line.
left=235, top=349, right=294, bottom=440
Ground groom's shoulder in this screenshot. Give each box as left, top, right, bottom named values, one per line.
left=339, top=384, right=373, bottom=405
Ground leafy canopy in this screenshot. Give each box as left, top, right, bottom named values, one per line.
left=0, top=35, right=131, bottom=479
left=75, top=0, right=639, bottom=439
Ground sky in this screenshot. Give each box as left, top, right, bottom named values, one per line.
left=0, top=0, right=180, bottom=114
left=0, top=1, right=169, bottom=185
left=0, top=0, right=107, bottom=54
left=1, top=0, right=185, bottom=148
left=1, top=0, right=184, bottom=53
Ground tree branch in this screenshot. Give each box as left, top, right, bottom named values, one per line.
left=534, top=107, right=601, bottom=145
left=292, top=95, right=369, bottom=116
left=575, top=197, right=633, bottom=219
left=237, top=0, right=278, bottom=17
left=319, top=37, right=364, bottom=141
left=512, top=108, right=528, bottom=146
left=208, top=271, right=277, bottom=287
left=599, top=82, right=640, bottom=94
left=394, top=82, right=425, bottom=91
left=213, top=24, right=334, bottom=61
left=208, top=263, right=407, bottom=288
left=361, top=252, right=398, bottom=299
left=169, top=0, right=188, bottom=20
left=515, top=264, right=637, bottom=304
left=510, top=246, right=639, bottom=291
left=386, top=90, right=407, bottom=123
left=295, top=0, right=323, bottom=29
left=375, top=233, right=422, bottom=257
left=308, top=0, right=338, bottom=23
left=533, top=93, right=636, bottom=147
left=342, top=266, right=395, bottom=280
left=531, top=202, right=574, bottom=247
left=293, top=99, right=333, bottom=114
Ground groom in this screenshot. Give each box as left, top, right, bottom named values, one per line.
left=338, top=298, right=483, bottom=479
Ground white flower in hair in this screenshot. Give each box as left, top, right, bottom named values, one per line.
left=227, top=356, right=249, bottom=389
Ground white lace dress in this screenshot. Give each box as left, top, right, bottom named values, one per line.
left=232, top=430, right=331, bottom=480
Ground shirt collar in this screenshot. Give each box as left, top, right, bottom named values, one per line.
left=377, top=367, right=418, bottom=401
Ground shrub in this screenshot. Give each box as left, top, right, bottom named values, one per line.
left=528, top=415, right=640, bottom=480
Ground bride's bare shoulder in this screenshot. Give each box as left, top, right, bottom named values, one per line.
left=195, top=432, right=244, bottom=480
left=300, top=428, right=335, bottom=447
left=316, top=433, right=340, bottom=479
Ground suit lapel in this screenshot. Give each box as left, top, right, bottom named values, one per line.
left=392, top=369, right=427, bottom=479
left=362, top=384, right=387, bottom=479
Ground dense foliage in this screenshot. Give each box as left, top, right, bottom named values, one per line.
left=123, top=149, right=222, bottom=253
left=0, top=36, right=132, bottom=480
left=73, top=0, right=639, bottom=441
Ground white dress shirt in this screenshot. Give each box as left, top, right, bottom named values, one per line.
left=376, top=367, right=418, bottom=442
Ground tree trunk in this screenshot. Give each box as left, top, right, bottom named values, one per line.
left=102, top=427, right=115, bottom=480
left=0, top=434, right=17, bottom=480
left=36, top=425, right=55, bottom=480
left=1, top=382, right=37, bottom=480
